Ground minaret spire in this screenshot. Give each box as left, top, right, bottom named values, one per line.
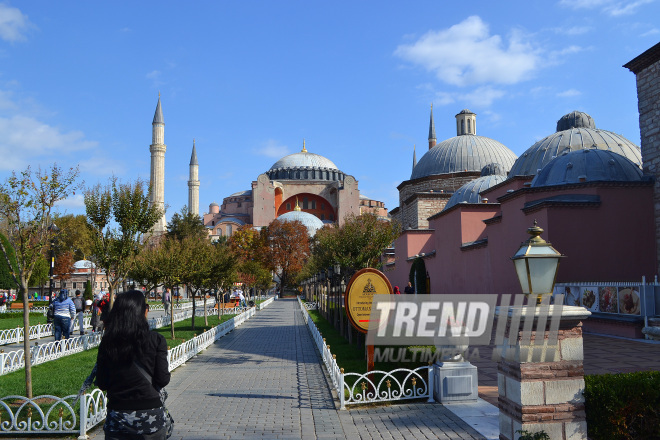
left=412, top=144, right=417, bottom=172
left=149, top=94, right=167, bottom=235
left=188, top=139, right=200, bottom=217
left=301, top=139, right=307, bottom=153
left=428, top=103, right=437, bottom=150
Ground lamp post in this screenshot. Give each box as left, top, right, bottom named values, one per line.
left=47, top=223, right=60, bottom=307
left=511, top=220, right=564, bottom=304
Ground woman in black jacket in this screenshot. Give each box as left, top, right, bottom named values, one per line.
left=96, top=290, right=171, bottom=439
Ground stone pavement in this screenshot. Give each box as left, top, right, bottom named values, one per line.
left=89, top=298, right=487, bottom=440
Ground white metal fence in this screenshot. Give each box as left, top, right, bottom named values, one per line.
left=296, top=297, right=433, bottom=410
left=0, top=298, right=273, bottom=438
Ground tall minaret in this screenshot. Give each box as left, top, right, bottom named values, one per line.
left=428, top=104, right=437, bottom=150
left=188, top=139, right=200, bottom=217
left=149, top=93, right=167, bottom=234
left=412, top=144, right=417, bottom=173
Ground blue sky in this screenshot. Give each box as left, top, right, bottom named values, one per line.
left=0, top=1, right=658, bottom=220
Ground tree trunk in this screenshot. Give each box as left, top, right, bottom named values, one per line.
left=190, top=286, right=196, bottom=331
left=21, top=278, right=33, bottom=398
left=203, top=292, right=208, bottom=327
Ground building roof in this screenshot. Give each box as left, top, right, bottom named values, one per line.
left=411, top=135, right=517, bottom=180
left=73, top=260, right=96, bottom=270
left=442, top=174, right=507, bottom=211
left=229, top=190, right=252, bottom=197
left=531, top=148, right=644, bottom=187
left=623, top=41, right=660, bottom=74
left=276, top=210, right=325, bottom=236
left=509, top=111, right=642, bottom=178
left=190, top=140, right=198, bottom=165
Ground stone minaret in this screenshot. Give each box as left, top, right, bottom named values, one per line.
left=412, top=144, right=417, bottom=172
left=428, top=104, right=437, bottom=150
left=188, top=139, right=200, bottom=217
left=456, top=109, right=477, bottom=136
left=149, top=94, right=167, bottom=234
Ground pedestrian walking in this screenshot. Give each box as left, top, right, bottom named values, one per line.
left=238, top=289, right=246, bottom=308
left=99, top=293, right=111, bottom=331
left=91, top=294, right=102, bottom=332
left=96, top=290, right=171, bottom=439
left=53, top=289, right=76, bottom=341
left=71, top=290, right=85, bottom=335
left=162, top=289, right=171, bottom=316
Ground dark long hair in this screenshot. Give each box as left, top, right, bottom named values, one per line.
left=98, top=290, right=150, bottom=363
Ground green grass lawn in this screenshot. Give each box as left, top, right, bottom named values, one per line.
left=0, top=312, right=46, bottom=330
left=1, top=313, right=238, bottom=397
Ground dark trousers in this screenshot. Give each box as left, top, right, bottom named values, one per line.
left=53, top=315, right=71, bottom=340
left=105, top=428, right=167, bottom=440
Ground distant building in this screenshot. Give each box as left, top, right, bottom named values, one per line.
left=54, top=260, right=110, bottom=294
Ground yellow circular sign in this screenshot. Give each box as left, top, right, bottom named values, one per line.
left=345, top=268, right=393, bottom=333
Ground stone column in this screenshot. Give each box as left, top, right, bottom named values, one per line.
left=496, top=306, right=591, bottom=440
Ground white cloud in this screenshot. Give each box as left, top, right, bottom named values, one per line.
left=55, top=193, right=85, bottom=210
left=146, top=70, right=164, bottom=88
left=641, top=28, right=660, bottom=36
left=78, top=155, right=125, bottom=177
left=558, top=0, right=654, bottom=16
left=0, top=3, right=32, bottom=42
left=432, top=86, right=505, bottom=108
left=254, top=139, right=290, bottom=158
left=394, top=16, right=541, bottom=87
left=0, top=115, right=97, bottom=170
left=552, top=26, right=593, bottom=35
left=557, top=89, right=582, bottom=97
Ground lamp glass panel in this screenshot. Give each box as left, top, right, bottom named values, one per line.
left=513, top=259, right=530, bottom=294
left=526, top=245, right=561, bottom=256
left=527, top=257, right=559, bottom=294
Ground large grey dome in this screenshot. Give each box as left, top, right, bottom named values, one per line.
left=531, top=149, right=643, bottom=187
left=277, top=210, right=325, bottom=236
left=269, top=152, right=338, bottom=171
left=442, top=174, right=507, bottom=211
left=509, top=112, right=642, bottom=178
left=411, top=135, right=517, bottom=180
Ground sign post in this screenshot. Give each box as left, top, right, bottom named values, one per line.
left=344, top=268, right=393, bottom=375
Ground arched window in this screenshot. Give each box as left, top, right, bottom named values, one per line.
left=227, top=225, right=232, bottom=236
left=467, top=119, right=471, bottom=133
left=461, top=120, right=465, bottom=134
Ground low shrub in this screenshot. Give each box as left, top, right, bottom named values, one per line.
left=585, top=370, right=660, bottom=440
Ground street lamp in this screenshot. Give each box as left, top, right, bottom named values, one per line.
left=47, top=223, right=60, bottom=307
left=511, top=220, right=564, bottom=304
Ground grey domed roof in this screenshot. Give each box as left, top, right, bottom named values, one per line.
left=229, top=190, right=252, bottom=197
left=73, top=260, right=95, bottom=270
left=269, top=152, right=338, bottom=171
left=276, top=210, right=325, bottom=236
left=458, top=109, right=475, bottom=115
left=443, top=174, right=507, bottom=211
left=411, top=135, right=517, bottom=180
left=209, top=202, right=219, bottom=207
left=480, top=163, right=506, bottom=177
left=509, top=112, right=642, bottom=178
left=531, top=149, right=643, bottom=187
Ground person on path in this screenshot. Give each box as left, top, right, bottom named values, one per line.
left=71, top=290, right=85, bottom=335
left=162, top=289, right=171, bottom=316
left=53, top=289, right=76, bottom=340
left=96, top=290, right=171, bottom=440
left=91, top=293, right=102, bottom=332
left=404, top=281, right=415, bottom=295
left=99, top=293, right=111, bottom=331
left=237, top=289, right=246, bottom=307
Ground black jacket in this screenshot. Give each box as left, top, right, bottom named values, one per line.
left=96, top=331, right=170, bottom=410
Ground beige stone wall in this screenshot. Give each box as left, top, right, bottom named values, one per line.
left=635, top=57, right=660, bottom=275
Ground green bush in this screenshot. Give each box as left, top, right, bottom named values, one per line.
left=585, top=370, right=660, bottom=440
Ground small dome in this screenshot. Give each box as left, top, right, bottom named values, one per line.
left=509, top=112, right=642, bottom=178
left=73, top=260, right=95, bottom=270
left=556, top=111, right=595, bottom=131
left=443, top=175, right=506, bottom=211
left=458, top=109, right=475, bottom=115
left=531, top=149, right=643, bottom=187
left=411, top=135, right=517, bottom=179
left=480, top=163, right=506, bottom=177
left=209, top=202, right=219, bottom=207
left=229, top=190, right=252, bottom=197
left=269, top=152, right=338, bottom=171
left=276, top=210, right=325, bottom=236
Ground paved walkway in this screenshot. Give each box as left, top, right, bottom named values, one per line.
left=90, top=299, right=486, bottom=440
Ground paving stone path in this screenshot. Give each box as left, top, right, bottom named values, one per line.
left=89, top=298, right=486, bottom=440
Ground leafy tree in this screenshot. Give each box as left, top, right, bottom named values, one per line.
left=0, top=232, right=18, bottom=290
left=129, top=243, right=162, bottom=297
left=166, top=207, right=207, bottom=241
left=53, top=251, right=74, bottom=285
left=238, top=260, right=272, bottom=299
left=207, top=240, right=239, bottom=312
left=229, top=224, right=264, bottom=262
left=313, top=213, right=399, bottom=277
left=84, top=280, right=94, bottom=302
left=84, top=177, right=162, bottom=309
left=261, top=219, right=310, bottom=294
left=28, top=255, right=49, bottom=299
left=0, top=164, right=81, bottom=398
left=52, top=213, right=94, bottom=261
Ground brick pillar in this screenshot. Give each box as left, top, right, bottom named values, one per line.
left=496, top=306, right=591, bottom=440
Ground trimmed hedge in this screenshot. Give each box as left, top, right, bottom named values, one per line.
left=585, top=370, right=660, bottom=440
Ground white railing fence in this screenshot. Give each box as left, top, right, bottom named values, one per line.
left=0, top=298, right=274, bottom=438
left=297, top=297, right=433, bottom=410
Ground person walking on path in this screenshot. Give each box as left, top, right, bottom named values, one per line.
left=71, top=290, right=85, bottom=335
left=96, top=290, right=171, bottom=440
left=53, top=289, right=76, bottom=341
left=162, top=289, right=171, bottom=316
left=91, top=294, right=102, bottom=333
left=237, top=289, right=246, bottom=308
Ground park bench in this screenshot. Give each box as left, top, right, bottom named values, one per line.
left=10, top=302, right=24, bottom=309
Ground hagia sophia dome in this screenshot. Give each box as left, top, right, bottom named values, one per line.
left=508, top=111, right=642, bottom=178
left=531, top=149, right=644, bottom=187
left=266, top=140, right=346, bottom=181
left=411, top=109, right=518, bottom=180
left=442, top=163, right=508, bottom=211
